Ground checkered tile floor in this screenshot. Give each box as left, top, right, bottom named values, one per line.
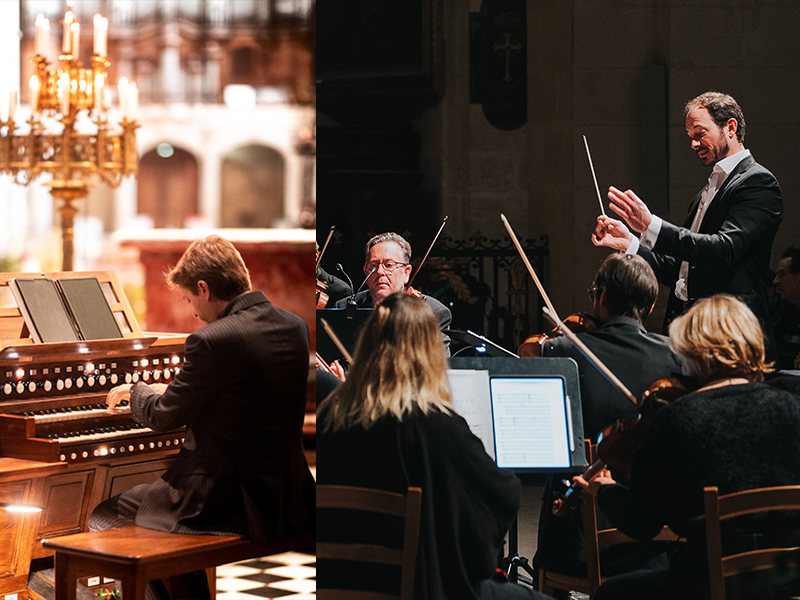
left=216, top=551, right=316, bottom=599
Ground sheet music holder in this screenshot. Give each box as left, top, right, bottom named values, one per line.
left=56, top=277, right=123, bottom=340
left=9, top=278, right=80, bottom=343
left=448, top=357, right=587, bottom=473
left=315, top=307, right=374, bottom=362
left=445, top=329, right=518, bottom=357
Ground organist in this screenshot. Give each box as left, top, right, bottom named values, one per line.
left=89, top=235, right=315, bottom=600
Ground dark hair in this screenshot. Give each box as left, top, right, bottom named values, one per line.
left=591, top=253, right=658, bottom=323
left=364, top=232, right=412, bottom=264
left=684, top=91, right=746, bottom=144
left=782, top=247, right=800, bottom=274
left=166, top=235, right=251, bottom=301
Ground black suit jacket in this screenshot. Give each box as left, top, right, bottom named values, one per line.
left=130, top=291, right=315, bottom=542
left=334, top=290, right=453, bottom=356
left=639, top=155, right=783, bottom=328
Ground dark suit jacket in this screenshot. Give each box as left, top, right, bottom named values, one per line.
left=317, top=266, right=352, bottom=306
left=334, top=290, right=453, bottom=356
left=130, top=291, right=315, bottom=543
left=639, top=155, right=783, bottom=329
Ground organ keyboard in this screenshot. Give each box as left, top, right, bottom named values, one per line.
left=0, top=270, right=191, bottom=599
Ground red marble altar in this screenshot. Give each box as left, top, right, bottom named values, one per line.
left=117, top=229, right=315, bottom=351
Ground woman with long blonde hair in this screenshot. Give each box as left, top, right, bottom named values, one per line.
left=574, top=295, right=800, bottom=600
left=318, top=292, right=546, bottom=600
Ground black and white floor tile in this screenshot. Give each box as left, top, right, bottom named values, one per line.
left=216, top=551, right=316, bottom=599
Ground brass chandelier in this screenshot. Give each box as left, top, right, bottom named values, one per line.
left=0, top=6, right=139, bottom=271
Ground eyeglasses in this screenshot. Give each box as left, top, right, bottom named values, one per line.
left=587, top=285, right=598, bottom=300
left=365, top=260, right=409, bottom=274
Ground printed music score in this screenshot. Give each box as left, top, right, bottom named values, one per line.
left=446, top=369, right=495, bottom=459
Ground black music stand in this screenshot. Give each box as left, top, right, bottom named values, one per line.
left=448, top=357, right=587, bottom=586
left=445, top=329, right=519, bottom=357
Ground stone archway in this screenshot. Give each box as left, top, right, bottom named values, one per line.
left=138, top=145, right=199, bottom=228
left=221, top=145, right=285, bottom=228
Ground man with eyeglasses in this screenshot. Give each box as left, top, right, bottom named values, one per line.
left=335, top=232, right=452, bottom=356
left=532, top=252, right=680, bottom=589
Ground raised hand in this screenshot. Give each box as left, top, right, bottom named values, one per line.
left=607, top=186, right=653, bottom=234
left=592, top=215, right=633, bottom=251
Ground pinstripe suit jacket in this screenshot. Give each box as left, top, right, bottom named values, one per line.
left=129, top=291, right=315, bottom=543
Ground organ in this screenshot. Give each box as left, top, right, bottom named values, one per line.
left=0, top=271, right=188, bottom=599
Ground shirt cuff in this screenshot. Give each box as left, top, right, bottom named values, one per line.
left=625, top=235, right=640, bottom=255
left=639, top=215, right=662, bottom=250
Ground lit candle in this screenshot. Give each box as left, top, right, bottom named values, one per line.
left=8, top=90, right=17, bottom=122
left=60, top=73, right=70, bottom=116
left=29, top=76, right=39, bottom=114
left=93, top=15, right=108, bottom=57
left=128, top=82, right=138, bottom=120
left=70, top=22, right=80, bottom=58
left=62, top=9, right=74, bottom=53
left=118, top=77, right=128, bottom=119
left=94, top=73, right=104, bottom=113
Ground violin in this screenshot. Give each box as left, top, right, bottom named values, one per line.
left=518, top=312, right=600, bottom=357
left=316, top=225, right=336, bottom=309
left=551, top=376, right=693, bottom=517
left=316, top=278, right=330, bottom=308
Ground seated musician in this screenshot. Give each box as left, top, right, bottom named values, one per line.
left=574, top=294, right=800, bottom=600
left=770, top=246, right=800, bottom=371
left=316, top=240, right=352, bottom=306
left=90, top=236, right=315, bottom=600
left=533, top=252, right=681, bottom=588
left=334, top=231, right=452, bottom=356
left=318, top=292, right=551, bottom=600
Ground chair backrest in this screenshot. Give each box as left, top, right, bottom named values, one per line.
left=704, top=485, right=800, bottom=600
left=540, top=440, right=680, bottom=598
left=317, top=484, right=423, bottom=600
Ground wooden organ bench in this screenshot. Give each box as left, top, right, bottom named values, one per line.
left=42, top=526, right=315, bottom=600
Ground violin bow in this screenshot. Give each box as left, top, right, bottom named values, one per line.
left=320, top=317, right=354, bottom=364
left=501, top=214, right=636, bottom=405
left=407, top=216, right=448, bottom=289
left=316, top=225, right=335, bottom=271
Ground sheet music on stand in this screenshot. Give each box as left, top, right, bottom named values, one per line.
left=448, top=357, right=587, bottom=473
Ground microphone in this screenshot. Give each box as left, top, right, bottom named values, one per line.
left=336, top=263, right=355, bottom=297
left=346, top=267, right=375, bottom=319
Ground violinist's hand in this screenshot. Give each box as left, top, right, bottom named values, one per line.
left=329, top=360, right=347, bottom=382
left=592, top=215, right=632, bottom=251
left=572, top=468, right=617, bottom=497
left=607, top=186, right=653, bottom=234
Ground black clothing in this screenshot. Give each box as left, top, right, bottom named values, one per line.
left=335, top=290, right=453, bottom=356
left=534, top=317, right=681, bottom=580
left=317, top=406, right=538, bottom=600
left=317, top=266, right=352, bottom=306
left=542, top=316, right=681, bottom=440
left=90, top=291, right=316, bottom=542
left=595, top=382, right=800, bottom=600
left=639, top=155, right=783, bottom=330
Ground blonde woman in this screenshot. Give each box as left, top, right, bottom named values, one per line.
left=575, top=294, right=800, bottom=600
left=318, top=292, right=547, bottom=600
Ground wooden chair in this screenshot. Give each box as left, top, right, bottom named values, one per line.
left=317, top=484, right=423, bottom=600
left=704, top=485, right=800, bottom=600
left=539, top=440, right=680, bottom=598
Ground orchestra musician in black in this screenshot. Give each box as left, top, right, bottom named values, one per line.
left=334, top=231, right=452, bottom=356
left=91, top=235, right=315, bottom=600
left=533, top=253, right=681, bottom=590
left=574, top=294, right=800, bottom=600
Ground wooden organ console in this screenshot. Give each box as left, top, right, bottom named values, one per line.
left=0, top=271, right=188, bottom=600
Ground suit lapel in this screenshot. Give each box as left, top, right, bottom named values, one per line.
left=697, top=154, right=754, bottom=233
